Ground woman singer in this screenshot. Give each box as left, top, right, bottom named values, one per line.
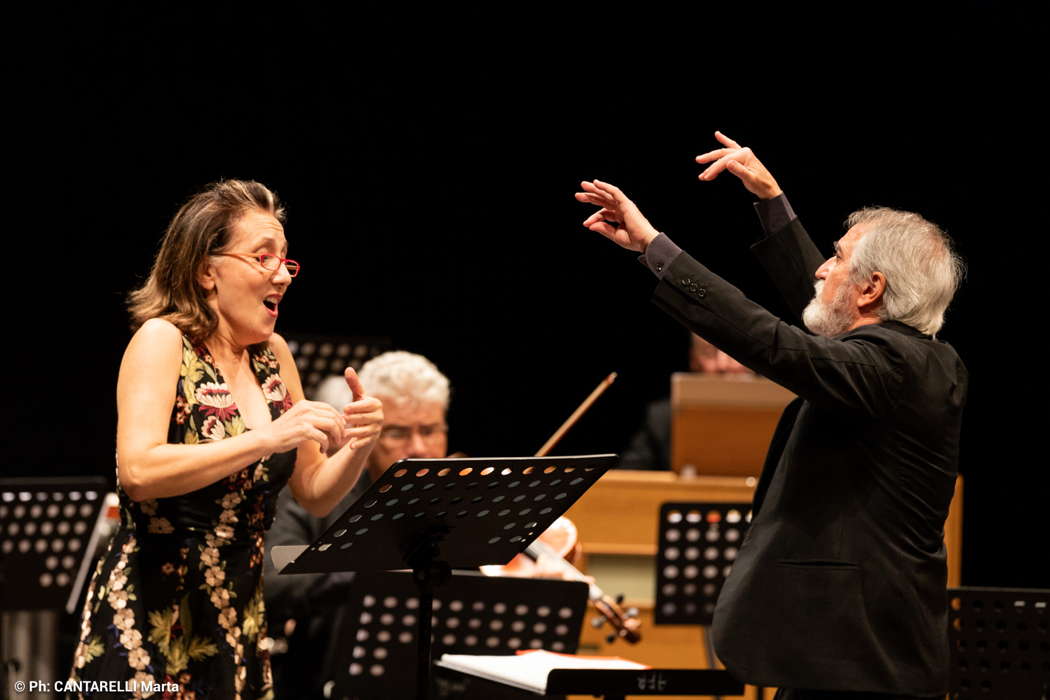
left=69, top=180, right=382, bottom=699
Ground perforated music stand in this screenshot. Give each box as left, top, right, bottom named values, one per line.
left=653, top=502, right=751, bottom=626
left=947, top=586, right=1049, bottom=699
left=323, top=571, right=589, bottom=699
left=284, top=333, right=389, bottom=399
left=0, top=477, right=111, bottom=700
left=653, top=502, right=753, bottom=698
left=0, top=477, right=110, bottom=612
left=274, top=454, right=616, bottom=700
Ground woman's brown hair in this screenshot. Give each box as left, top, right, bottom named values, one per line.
left=127, top=180, right=285, bottom=344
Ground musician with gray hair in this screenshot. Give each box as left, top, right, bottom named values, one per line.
left=264, top=351, right=450, bottom=698
left=317, top=350, right=451, bottom=485
left=799, top=206, right=962, bottom=339
left=575, top=131, right=965, bottom=699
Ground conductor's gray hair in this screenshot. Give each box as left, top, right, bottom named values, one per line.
left=846, top=207, right=964, bottom=336
left=359, top=351, right=450, bottom=410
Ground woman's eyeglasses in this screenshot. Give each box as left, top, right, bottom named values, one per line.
left=214, top=253, right=300, bottom=277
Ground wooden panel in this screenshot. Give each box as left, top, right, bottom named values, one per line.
left=672, top=408, right=784, bottom=477
left=670, top=374, right=796, bottom=476
left=566, top=472, right=962, bottom=576
left=564, top=472, right=757, bottom=556
left=946, top=476, right=963, bottom=588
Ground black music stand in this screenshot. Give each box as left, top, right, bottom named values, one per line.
left=274, top=454, right=616, bottom=700
left=653, top=502, right=753, bottom=698
left=947, top=586, right=1049, bottom=699
left=0, top=477, right=110, bottom=700
left=436, top=661, right=744, bottom=699
left=284, top=333, right=389, bottom=399
left=542, top=668, right=743, bottom=698
left=323, top=571, right=589, bottom=699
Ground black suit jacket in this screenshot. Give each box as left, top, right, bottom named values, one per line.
left=649, top=218, right=966, bottom=695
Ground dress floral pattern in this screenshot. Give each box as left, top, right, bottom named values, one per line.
left=70, top=337, right=296, bottom=699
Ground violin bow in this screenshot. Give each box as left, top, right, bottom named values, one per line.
left=536, top=372, right=618, bottom=457
left=528, top=370, right=641, bottom=643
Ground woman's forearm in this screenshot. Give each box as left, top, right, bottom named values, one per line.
left=292, top=441, right=373, bottom=518
left=118, top=430, right=276, bottom=502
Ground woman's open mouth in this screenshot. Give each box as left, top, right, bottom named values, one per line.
left=263, top=295, right=281, bottom=317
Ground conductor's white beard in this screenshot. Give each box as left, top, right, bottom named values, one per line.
left=802, top=280, right=857, bottom=337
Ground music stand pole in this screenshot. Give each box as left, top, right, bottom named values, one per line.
left=406, top=527, right=452, bottom=700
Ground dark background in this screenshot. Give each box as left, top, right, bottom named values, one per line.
left=8, top=3, right=1046, bottom=588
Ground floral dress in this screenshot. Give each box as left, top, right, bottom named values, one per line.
left=70, top=337, right=296, bottom=699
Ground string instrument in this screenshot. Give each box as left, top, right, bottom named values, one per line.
left=481, top=372, right=642, bottom=645
left=479, top=515, right=580, bottom=577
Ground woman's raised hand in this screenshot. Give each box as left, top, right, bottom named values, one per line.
left=263, top=400, right=346, bottom=455
left=339, top=367, right=383, bottom=452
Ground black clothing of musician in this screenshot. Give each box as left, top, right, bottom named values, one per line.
left=638, top=195, right=965, bottom=696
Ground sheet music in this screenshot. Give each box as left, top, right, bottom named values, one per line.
left=271, top=544, right=308, bottom=572
left=437, top=649, right=648, bottom=694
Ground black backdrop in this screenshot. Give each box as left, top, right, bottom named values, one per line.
left=8, top=3, right=1046, bottom=589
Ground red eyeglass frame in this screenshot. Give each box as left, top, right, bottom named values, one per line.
left=213, top=253, right=300, bottom=277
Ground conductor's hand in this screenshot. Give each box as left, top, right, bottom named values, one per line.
left=574, top=180, right=661, bottom=253
left=696, top=131, right=783, bottom=200
left=338, top=367, right=383, bottom=453
left=263, top=400, right=346, bottom=455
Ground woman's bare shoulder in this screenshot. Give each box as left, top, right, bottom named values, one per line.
left=123, top=318, right=185, bottom=365
left=268, top=331, right=290, bottom=356
left=267, top=332, right=306, bottom=400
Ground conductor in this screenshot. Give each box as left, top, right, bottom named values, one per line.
left=575, top=132, right=965, bottom=699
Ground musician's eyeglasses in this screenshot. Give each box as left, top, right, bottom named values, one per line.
left=213, top=253, right=300, bottom=277
left=380, top=424, right=448, bottom=445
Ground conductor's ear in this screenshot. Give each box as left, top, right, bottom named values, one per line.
left=857, top=271, right=887, bottom=313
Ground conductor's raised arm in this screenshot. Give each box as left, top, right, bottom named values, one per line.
left=695, top=130, right=783, bottom=200
left=574, top=180, right=662, bottom=252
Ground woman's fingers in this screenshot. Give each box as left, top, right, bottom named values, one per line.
left=343, top=426, right=376, bottom=438
left=344, top=396, right=382, bottom=413
left=343, top=367, right=365, bottom=401
left=304, top=404, right=344, bottom=442
left=306, top=426, right=330, bottom=453
left=346, top=412, right=383, bottom=428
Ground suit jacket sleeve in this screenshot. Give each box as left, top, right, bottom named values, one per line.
left=651, top=248, right=905, bottom=418
left=749, top=217, right=826, bottom=321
